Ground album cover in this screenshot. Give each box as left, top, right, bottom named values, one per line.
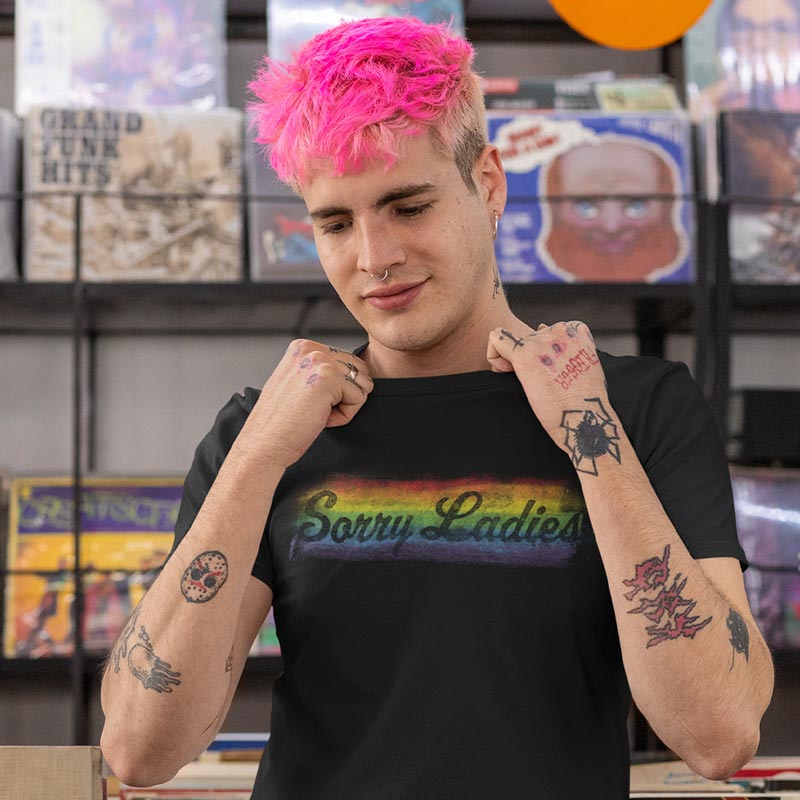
left=3, top=476, right=181, bottom=657
left=23, top=106, right=243, bottom=281
left=267, top=0, right=465, bottom=61
left=731, top=467, right=800, bottom=652
left=246, top=132, right=323, bottom=282
left=15, top=0, right=227, bottom=115
left=684, top=0, right=800, bottom=121
left=488, top=112, right=694, bottom=283
left=482, top=75, right=680, bottom=112
left=0, top=109, right=21, bottom=280
left=721, top=110, right=800, bottom=283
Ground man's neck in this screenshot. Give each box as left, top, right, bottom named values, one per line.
left=362, top=300, right=518, bottom=379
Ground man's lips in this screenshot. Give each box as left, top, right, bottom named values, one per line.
left=363, top=280, right=427, bottom=310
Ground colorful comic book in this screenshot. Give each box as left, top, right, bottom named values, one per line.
left=267, top=0, right=464, bottom=61
left=23, top=106, right=243, bottom=282
left=15, top=0, right=227, bottom=115
left=721, top=110, right=800, bottom=283
left=488, top=112, right=694, bottom=283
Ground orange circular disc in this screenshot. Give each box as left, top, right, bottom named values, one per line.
left=548, top=0, right=714, bottom=50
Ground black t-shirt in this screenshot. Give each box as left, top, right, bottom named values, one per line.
left=173, top=351, right=746, bottom=800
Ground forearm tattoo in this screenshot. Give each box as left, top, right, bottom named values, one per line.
left=560, top=397, right=621, bottom=475
left=110, top=605, right=181, bottom=692
left=726, top=608, right=750, bottom=670
left=623, top=545, right=713, bottom=648
left=181, top=550, right=229, bottom=603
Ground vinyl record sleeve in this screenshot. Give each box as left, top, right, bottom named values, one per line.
left=721, top=110, right=800, bottom=283
left=731, top=467, right=800, bottom=652
left=0, top=109, right=21, bottom=280
left=245, top=130, right=323, bottom=282
left=267, top=0, right=465, bottom=62
left=23, top=106, right=243, bottom=282
left=488, top=112, right=694, bottom=283
left=3, top=475, right=281, bottom=658
left=684, top=0, right=800, bottom=121
left=15, top=0, right=227, bottom=115
left=3, top=476, right=181, bottom=657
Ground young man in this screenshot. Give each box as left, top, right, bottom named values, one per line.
left=100, top=17, right=773, bottom=799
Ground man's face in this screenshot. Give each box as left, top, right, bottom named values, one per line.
left=301, top=132, right=498, bottom=355
left=550, top=142, right=669, bottom=256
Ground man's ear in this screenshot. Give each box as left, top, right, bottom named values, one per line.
left=473, top=144, right=507, bottom=213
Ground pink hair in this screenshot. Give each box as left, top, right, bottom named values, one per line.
left=247, top=16, right=486, bottom=190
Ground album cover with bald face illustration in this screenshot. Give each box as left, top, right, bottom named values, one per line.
left=722, top=110, right=800, bottom=283
left=488, top=112, right=694, bottom=284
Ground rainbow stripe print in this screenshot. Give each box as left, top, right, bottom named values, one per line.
left=287, top=477, right=592, bottom=569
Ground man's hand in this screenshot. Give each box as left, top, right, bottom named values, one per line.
left=487, top=321, right=617, bottom=473
left=253, top=339, right=374, bottom=470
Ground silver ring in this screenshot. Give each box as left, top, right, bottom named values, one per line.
left=345, top=362, right=359, bottom=383
left=371, top=269, right=389, bottom=281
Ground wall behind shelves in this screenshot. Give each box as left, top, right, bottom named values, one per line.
left=1, top=31, right=798, bottom=755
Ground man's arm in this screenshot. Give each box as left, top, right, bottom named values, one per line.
left=100, top=340, right=374, bottom=787
left=487, top=321, right=774, bottom=780
left=575, top=432, right=773, bottom=779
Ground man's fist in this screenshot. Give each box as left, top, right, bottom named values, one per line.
left=250, top=339, right=374, bottom=469
left=487, top=321, right=620, bottom=475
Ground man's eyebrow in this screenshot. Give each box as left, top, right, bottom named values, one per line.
left=308, top=182, right=438, bottom=221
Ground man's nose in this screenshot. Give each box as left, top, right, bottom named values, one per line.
left=597, top=202, right=626, bottom=233
left=355, top=219, right=405, bottom=274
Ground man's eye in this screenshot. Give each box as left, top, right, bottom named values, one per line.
left=397, top=202, right=432, bottom=218
left=572, top=201, right=599, bottom=220
left=321, top=220, right=349, bottom=235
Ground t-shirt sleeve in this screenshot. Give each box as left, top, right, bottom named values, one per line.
left=629, top=361, right=748, bottom=570
left=170, top=388, right=276, bottom=590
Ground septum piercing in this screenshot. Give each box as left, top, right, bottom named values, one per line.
left=371, top=269, right=389, bottom=281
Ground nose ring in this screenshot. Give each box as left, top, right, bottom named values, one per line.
left=371, top=269, right=389, bottom=281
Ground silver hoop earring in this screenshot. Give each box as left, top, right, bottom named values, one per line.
left=371, top=269, right=389, bottom=281
left=492, top=212, right=499, bottom=241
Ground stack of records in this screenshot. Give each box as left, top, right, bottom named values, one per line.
left=23, top=107, right=243, bottom=282
left=483, top=74, right=681, bottom=113
left=488, top=112, right=694, bottom=283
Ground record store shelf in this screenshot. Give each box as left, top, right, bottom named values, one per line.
left=0, top=280, right=702, bottom=337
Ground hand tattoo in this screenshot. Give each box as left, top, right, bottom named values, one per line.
left=560, top=398, right=621, bottom=475
left=181, top=551, right=229, bottom=603
left=727, top=608, right=750, bottom=670
left=623, top=545, right=712, bottom=648
left=499, top=329, right=525, bottom=349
